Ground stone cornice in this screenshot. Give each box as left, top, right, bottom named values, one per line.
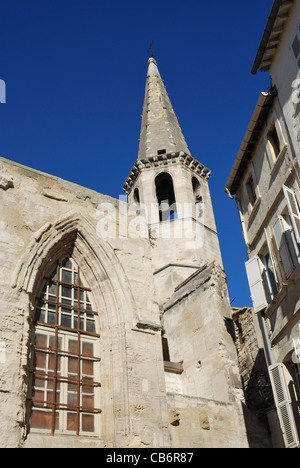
left=122, top=151, right=211, bottom=195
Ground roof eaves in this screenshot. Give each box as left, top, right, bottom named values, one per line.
left=225, top=90, right=276, bottom=195
left=251, top=0, right=294, bottom=75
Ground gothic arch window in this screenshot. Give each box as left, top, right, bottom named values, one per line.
left=155, top=172, right=177, bottom=221
left=28, top=257, right=101, bottom=437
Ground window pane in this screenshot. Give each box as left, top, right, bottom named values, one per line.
left=31, top=410, right=52, bottom=430
left=35, top=334, right=47, bottom=348
left=34, top=309, right=45, bottom=322
left=61, top=269, right=72, bottom=283
left=47, top=311, right=56, bottom=325
left=82, top=414, right=94, bottom=432
left=35, top=351, right=46, bottom=369
left=48, top=354, right=56, bottom=371
left=61, top=314, right=71, bottom=328
left=61, top=285, right=72, bottom=298
left=69, top=339, right=78, bottom=354
left=82, top=359, right=93, bottom=376
left=67, top=393, right=77, bottom=407
left=48, top=282, right=56, bottom=296
left=68, top=356, right=78, bottom=374
left=82, top=342, right=93, bottom=357
left=82, top=395, right=94, bottom=410
left=62, top=258, right=72, bottom=269
left=86, top=320, right=96, bottom=333
left=67, top=412, right=77, bottom=431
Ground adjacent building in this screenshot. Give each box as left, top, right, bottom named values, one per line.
left=226, top=0, right=300, bottom=449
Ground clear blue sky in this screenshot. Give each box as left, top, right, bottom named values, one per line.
left=0, top=0, right=274, bottom=307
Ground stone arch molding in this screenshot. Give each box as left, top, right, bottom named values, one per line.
left=12, top=210, right=138, bottom=445
left=12, top=210, right=137, bottom=326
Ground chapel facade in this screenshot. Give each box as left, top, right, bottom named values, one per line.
left=0, top=57, right=249, bottom=448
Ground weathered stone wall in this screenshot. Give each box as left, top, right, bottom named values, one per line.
left=161, top=263, right=248, bottom=448
left=232, top=307, right=273, bottom=410
left=0, top=156, right=249, bottom=448
left=232, top=307, right=277, bottom=448
left=166, top=393, right=248, bottom=449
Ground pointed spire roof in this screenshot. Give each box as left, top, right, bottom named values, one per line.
left=138, top=57, right=191, bottom=160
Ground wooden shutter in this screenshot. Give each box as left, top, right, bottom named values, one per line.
left=273, top=217, right=294, bottom=278
left=283, top=185, right=300, bottom=244
left=269, top=363, right=299, bottom=448
left=264, top=228, right=279, bottom=285
left=245, top=256, right=268, bottom=312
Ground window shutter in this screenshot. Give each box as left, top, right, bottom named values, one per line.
left=269, top=363, right=299, bottom=448
left=283, top=185, right=300, bottom=244
left=264, top=228, right=279, bottom=285
left=273, top=217, right=294, bottom=278
left=245, top=256, right=268, bottom=312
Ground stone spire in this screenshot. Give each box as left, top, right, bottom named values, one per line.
left=138, top=57, right=191, bottom=160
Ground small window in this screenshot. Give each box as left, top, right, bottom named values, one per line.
left=155, top=172, right=177, bottom=221
left=260, top=251, right=278, bottom=301
left=267, top=124, right=281, bottom=161
left=162, top=337, right=170, bottom=362
left=246, top=174, right=257, bottom=208
left=157, top=149, right=166, bottom=155
left=133, top=187, right=140, bottom=204
left=192, top=177, right=202, bottom=203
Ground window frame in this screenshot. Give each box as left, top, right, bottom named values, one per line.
left=244, top=166, right=261, bottom=216
left=267, top=123, right=281, bottom=162
left=265, top=118, right=288, bottom=173
left=246, top=173, right=257, bottom=208
left=260, top=247, right=278, bottom=303
left=28, top=257, right=101, bottom=437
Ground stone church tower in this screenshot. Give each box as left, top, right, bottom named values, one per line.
left=0, top=57, right=248, bottom=448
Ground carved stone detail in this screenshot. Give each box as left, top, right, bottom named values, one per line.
left=0, top=163, right=14, bottom=190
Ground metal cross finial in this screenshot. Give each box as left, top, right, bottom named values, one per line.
left=149, top=43, right=156, bottom=58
